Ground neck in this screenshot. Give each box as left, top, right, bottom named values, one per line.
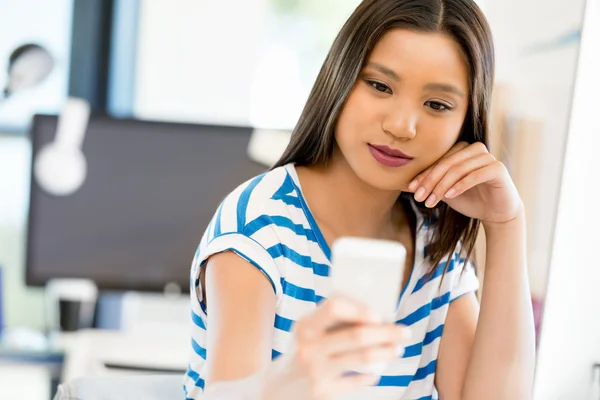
left=297, top=153, right=406, bottom=240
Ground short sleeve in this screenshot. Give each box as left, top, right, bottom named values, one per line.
left=191, top=229, right=284, bottom=310
left=450, top=259, right=479, bottom=302
left=190, top=172, right=289, bottom=312
left=205, top=233, right=282, bottom=298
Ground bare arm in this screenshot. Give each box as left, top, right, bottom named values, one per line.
left=463, top=214, right=535, bottom=399
left=435, top=293, right=479, bottom=400
left=436, top=213, right=535, bottom=399
left=461, top=214, right=536, bottom=398
left=203, top=251, right=277, bottom=385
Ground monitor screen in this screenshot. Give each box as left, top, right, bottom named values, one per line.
left=26, top=114, right=268, bottom=291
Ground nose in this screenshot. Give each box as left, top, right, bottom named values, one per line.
left=382, top=105, right=417, bottom=140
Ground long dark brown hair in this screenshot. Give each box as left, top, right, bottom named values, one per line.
left=273, top=0, right=495, bottom=273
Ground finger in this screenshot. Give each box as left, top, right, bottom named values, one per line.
left=445, top=161, right=505, bottom=199
left=413, top=142, right=489, bottom=203
left=425, top=153, right=495, bottom=207
left=295, top=296, right=382, bottom=341
left=407, top=142, right=470, bottom=192
left=319, top=324, right=410, bottom=358
left=415, top=142, right=486, bottom=200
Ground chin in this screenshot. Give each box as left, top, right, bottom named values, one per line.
left=351, top=159, right=410, bottom=192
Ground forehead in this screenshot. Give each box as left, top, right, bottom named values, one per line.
left=366, top=29, right=469, bottom=92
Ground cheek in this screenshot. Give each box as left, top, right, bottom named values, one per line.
left=419, top=118, right=464, bottom=162
left=334, top=88, right=367, bottom=143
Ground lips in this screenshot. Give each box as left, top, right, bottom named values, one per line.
left=368, top=144, right=413, bottom=168
left=368, top=144, right=413, bottom=159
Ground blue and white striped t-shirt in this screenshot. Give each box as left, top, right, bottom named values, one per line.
left=184, top=163, right=479, bottom=400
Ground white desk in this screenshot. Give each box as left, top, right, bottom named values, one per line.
left=59, top=326, right=189, bottom=383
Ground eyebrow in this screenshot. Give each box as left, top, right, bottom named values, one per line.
left=365, top=62, right=465, bottom=98
left=424, top=83, right=465, bottom=98
left=366, top=62, right=400, bottom=81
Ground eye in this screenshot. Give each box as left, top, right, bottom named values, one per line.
left=425, top=100, right=452, bottom=112
left=365, top=80, right=392, bottom=94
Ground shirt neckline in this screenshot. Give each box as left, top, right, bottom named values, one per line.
left=282, top=163, right=426, bottom=310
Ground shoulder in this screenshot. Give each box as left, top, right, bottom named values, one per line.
left=194, top=163, right=307, bottom=270
left=191, top=165, right=301, bottom=305
left=210, top=164, right=301, bottom=236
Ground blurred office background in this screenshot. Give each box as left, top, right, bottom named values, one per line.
left=0, top=0, right=598, bottom=399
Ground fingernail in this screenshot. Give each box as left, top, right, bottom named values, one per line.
left=396, top=345, right=405, bottom=357
left=408, top=180, right=418, bottom=191
left=445, top=188, right=456, bottom=198
left=415, top=187, right=425, bottom=201
left=425, top=194, right=436, bottom=208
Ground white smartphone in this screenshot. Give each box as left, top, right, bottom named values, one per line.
left=330, top=236, right=407, bottom=375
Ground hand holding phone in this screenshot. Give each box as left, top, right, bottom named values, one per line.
left=267, top=237, right=409, bottom=400
left=329, top=237, right=407, bottom=375
left=270, top=295, right=410, bottom=400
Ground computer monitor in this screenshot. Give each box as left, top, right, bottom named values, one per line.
left=25, top=114, right=268, bottom=292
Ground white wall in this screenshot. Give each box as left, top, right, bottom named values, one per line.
left=131, top=0, right=360, bottom=129
left=133, top=0, right=269, bottom=126
left=533, top=0, right=600, bottom=396
left=483, top=0, right=585, bottom=297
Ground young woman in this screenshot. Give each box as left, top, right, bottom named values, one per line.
left=184, top=0, right=536, bottom=398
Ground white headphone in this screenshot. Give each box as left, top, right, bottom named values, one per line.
left=34, top=97, right=90, bottom=196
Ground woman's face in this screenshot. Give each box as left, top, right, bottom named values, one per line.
left=334, top=28, right=470, bottom=191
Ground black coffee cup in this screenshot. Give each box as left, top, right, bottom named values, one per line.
left=58, top=299, right=95, bottom=331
